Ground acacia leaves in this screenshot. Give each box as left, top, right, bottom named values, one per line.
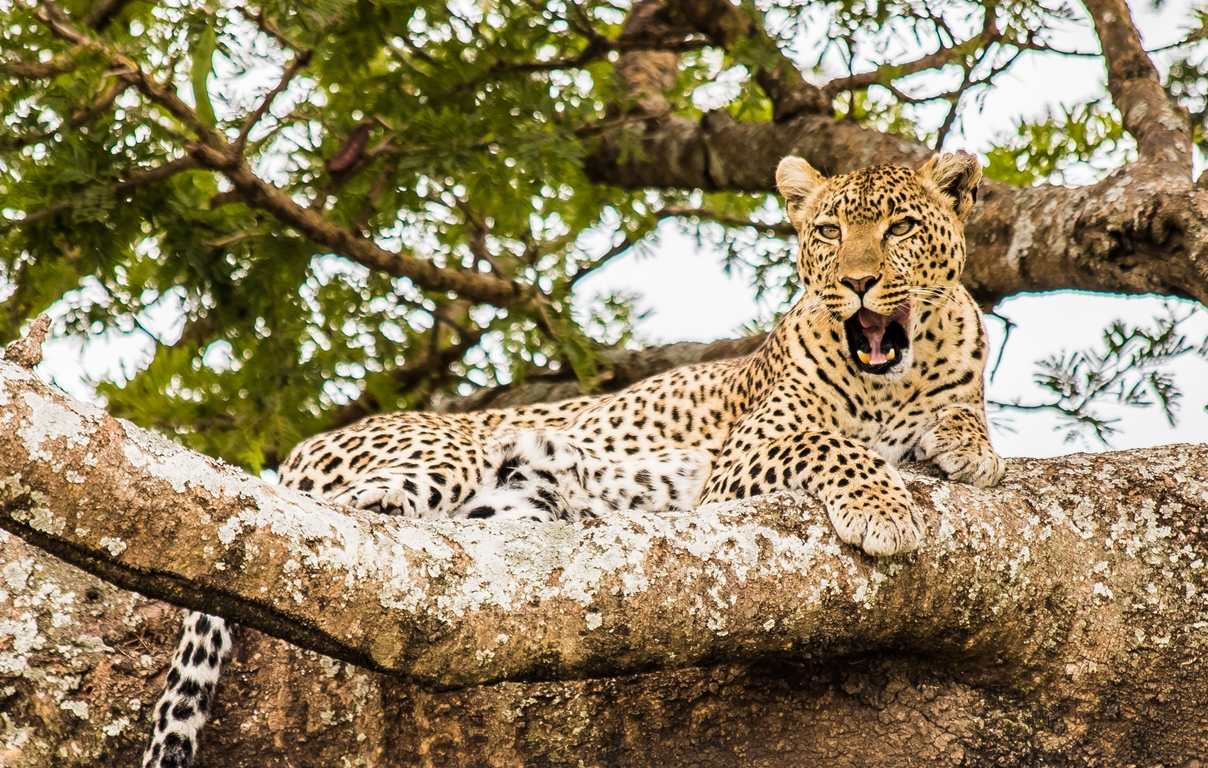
left=2, top=0, right=1207, bottom=470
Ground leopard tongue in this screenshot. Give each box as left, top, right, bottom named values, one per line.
left=857, top=308, right=892, bottom=365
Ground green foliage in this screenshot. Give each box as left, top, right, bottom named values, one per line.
left=2, top=0, right=1206, bottom=472
left=1164, top=11, right=1208, bottom=161
left=983, top=99, right=1130, bottom=186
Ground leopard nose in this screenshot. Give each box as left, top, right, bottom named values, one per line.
left=840, top=274, right=880, bottom=296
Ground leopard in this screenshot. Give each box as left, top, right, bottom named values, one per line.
left=141, top=151, right=1006, bottom=768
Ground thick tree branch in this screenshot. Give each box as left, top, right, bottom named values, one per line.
left=586, top=113, right=1208, bottom=306
left=6, top=352, right=1208, bottom=763
left=4, top=355, right=1208, bottom=698
left=1082, top=0, right=1193, bottom=169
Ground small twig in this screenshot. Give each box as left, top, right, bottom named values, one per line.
left=568, top=236, right=636, bottom=288
left=236, top=50, right=314, bottom=152
left=986, top=311, right=1016, bottom=383
left=353, top=159, right=398, bottom=233
left=234, top=5, right=303, bottom=53
left=661, top=206, right=795, bottom=237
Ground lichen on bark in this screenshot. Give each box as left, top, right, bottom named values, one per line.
left=4, top=354, right=1208, bottom=765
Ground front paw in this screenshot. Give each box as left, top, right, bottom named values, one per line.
left=826, top=485, right=923, bottom=557
left=916, top=429, right=1005, bottom=488
left=348, top=483, right=421, bottom=516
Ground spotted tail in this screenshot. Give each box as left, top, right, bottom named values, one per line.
left=141, top=611, right=235, bottom=768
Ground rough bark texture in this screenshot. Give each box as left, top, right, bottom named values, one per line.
left=5, top=355, right=1208, bottom=765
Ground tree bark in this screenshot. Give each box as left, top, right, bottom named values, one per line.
left=4, top=357, right=1208, bottom=764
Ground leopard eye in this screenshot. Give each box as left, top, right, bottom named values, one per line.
left=816, top=224, right=841, bottom=241
left=888, top=219, right=916, bottom=237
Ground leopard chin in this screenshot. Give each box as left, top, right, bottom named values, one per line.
left=844, top=303, right=911, bottom=375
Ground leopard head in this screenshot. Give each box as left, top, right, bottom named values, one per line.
left=776, top=152, right=981, bottom=378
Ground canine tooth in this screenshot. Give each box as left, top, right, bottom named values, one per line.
left=885, top=348, right=896, bottom=360
left=857, top=350, right=871, bottom=365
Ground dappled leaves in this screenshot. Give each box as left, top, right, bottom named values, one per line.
left=983, top=98, right=1131, bottom=186
left=3, top=0, right=1207, bottom=469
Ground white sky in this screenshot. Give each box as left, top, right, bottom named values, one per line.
left=33, top=0, right=1208, bottom=459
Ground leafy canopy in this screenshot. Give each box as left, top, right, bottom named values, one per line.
left=2, top=0, right=1206, bottom=470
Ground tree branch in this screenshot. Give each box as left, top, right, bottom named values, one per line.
left=820, top=4, right=1003, bottom=99
left=84, top=0, right=135, bottom=30
left=661, top=205, right=795, bottom=236
left=0, top=54, right=75, bottom=79
left=436, top=333, right=766, bottom=412
left=1081, top=0, right=1193, bottom=169
left=585, top=112, right=1208, bottom=306
left=189, top=142, right=530, bottom=307
left=328, top=321, right=487, bottom=429
left=3, top=355, right=1208, bottom=702
left=0, top=156, right=201, bottom=235
left=30, top=1, right=534, bottom=312
left=664, top=0, right=830, bottom=120
left=2, top=357, right=1208, bottom=763
left=235, top=49, right=314, bottom=151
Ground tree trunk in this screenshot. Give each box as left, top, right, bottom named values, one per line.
left=3, top=357, right=1208, bottom=766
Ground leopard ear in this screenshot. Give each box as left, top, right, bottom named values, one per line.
left=918, top=151, right=981, bottom=222
left=776, top=156, right=826, bottom=230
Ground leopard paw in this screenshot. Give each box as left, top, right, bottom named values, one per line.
left=915, top=429, right=1005, bottom=488
left=826, top=490, right=923, bottom=557
left=326, top=475, right=428, bottom=517
left=915, top=406, right=1006, bottom=489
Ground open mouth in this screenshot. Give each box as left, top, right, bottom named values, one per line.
left=843, top=303, right=911, bottom=375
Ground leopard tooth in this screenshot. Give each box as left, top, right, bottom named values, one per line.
left=885, top=347, right=897, bottom=361
left=857, top=349, right=871, bottom=365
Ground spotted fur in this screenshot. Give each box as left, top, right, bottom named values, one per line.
left=142, top=153, right=1005, bottom=766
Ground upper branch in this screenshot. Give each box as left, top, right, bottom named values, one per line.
left=820, top=7, right=1002, bottom=100
left=1081, top=0, right=1192, bottom=168
left=235, top=49, right=314, bottom=151
left=28, top=1, right=533, bottom=311
left=586, top=114, right=1208, bottom=305
left=664, top=0, right=830, bottom=120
